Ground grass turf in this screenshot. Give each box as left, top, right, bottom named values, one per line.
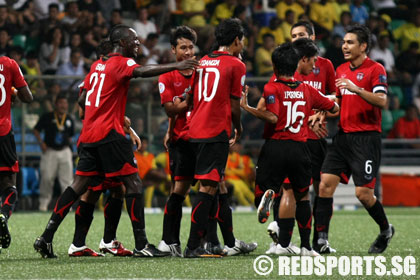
left=0, top=207, right=419, bottom=279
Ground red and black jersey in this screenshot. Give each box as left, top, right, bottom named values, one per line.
left=78, top=53, right=140, bottom=144
left=270, top=56, right=336, bottom=140
left=0, top=56, right=27, bottom=136
left=263, top=78, right=335, bottom=142
left=188, top=51, right=246, bottom=142
left=336, top=57, right=387, bottom=133
left=159, top=70, right=193, bottom=141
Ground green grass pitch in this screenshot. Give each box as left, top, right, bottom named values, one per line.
left=0, top=208, right=419, bottom=279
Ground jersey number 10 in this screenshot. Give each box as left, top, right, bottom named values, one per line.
left=85, top=72, right=106, bottom=107
left=197, top=68, right=220, bottom=102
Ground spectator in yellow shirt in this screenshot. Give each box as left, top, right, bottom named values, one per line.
left=276, top=0, right=304, bottom=22
left=393, top=11, right=420, bottom=53
left=257, top=17, right=285, bottom=45
left=280, top=10, right=295, bottom=42
left=255, top=33, right=275, bottom=76
left=309, top=0, right=338, bottom=38
left=210, top=0, right=236, bottom=26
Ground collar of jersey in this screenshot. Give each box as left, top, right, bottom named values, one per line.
left=107, top=53, right=123, bottom=58
left=349, top=56, right=369, bottom=71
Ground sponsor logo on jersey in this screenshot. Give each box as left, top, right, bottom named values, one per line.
left=341, top=88, right=357, bottom=95
left=284, top=91, right=304, bottom=99
left=357, top=72, right=364, bottom=81
left=174, top=82, right=182, bottom=87
left=200, top=60, right=220, bottom=67
left=303, top=80, right=322, bottom=90
left=313, top=67, right=320, bottom=75
left=379, top=74, right=387, bottom=84
left=266, top=95, right=275, bottom=104
left=158, top=82, right=165, bottom=94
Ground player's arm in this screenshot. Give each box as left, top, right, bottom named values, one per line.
left=163, top=96, right=188, bottom=118
left=132, top=59, right=199, bottom=78
left=16, top=85, right=33, bottom=103
left=33, top=126, right=47, bottom=153
left=240, top=86, right=278, bottom=124
left=123, top=116, right=141, bottom=151
left=163, top=117, right=175, bottom=151
left=230, top=96, right=243, bottom=146
left=336, top=78, right=387, bottom=109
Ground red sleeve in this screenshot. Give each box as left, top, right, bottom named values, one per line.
left=309, top=85, right=335, bottom=111
left=370, top=63, right=388, bottom=94
left=159, top=74, right=175, bottom=105
left=11, top=59, right=27, bottom=88
left=119, top=58, right=140, bottom=80
left=263, top=83, right=280, bottom=116
left=324, top=59, right=336, bottom=94
left=230, top=59, right=246, bottom=99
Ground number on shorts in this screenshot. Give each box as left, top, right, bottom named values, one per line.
left=365, top=160, right=373, bottom=174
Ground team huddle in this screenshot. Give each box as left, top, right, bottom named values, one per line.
left=0, top=17, right=394, bottom=258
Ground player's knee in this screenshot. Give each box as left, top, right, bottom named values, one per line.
left=355, top=187, right=375, bottom=206
left=294, top=190, right=309, bottom=202
left=111, top=186, right=126, bottom=199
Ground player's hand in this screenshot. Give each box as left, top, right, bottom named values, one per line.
left=124, top=116, right=131, bottom=130
left=240, top=85, right=249, bottom=109
left=176, top=57, right=199, bottom=70
left=130, top=131, right=141, bottom=151
left=229, top=127, right=242, bottom=147
left=163, top=131, right=172, bottom=152
left=41, top=142, right=48, bottom=153
left=310, top=120, right=328, bottom=138
left=336, top=78, right=359, bottom=94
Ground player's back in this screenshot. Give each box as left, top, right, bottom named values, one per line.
left=0, top=56, right=28, bottom=136
left=189, top=51, right=245, bottom=142
left=263, top=79, right=334, bottom=141
left=79, top=54, right=140, bottom=144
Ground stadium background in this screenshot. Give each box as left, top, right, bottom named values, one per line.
left=6, top=0, right=419, bottom=210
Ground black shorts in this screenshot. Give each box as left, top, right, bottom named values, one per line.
left=255, top=139, right=312, bottom=200
left=76, top=133, right=137, bottom=178
left=307, top=138, right=327, bottom=181
left=321, top=131, right=381, bottom=188
left=192, top=142, right=229, bottom=182
left=0, top=130, right=19, bottom=173
left=170, top=139, right=195, bottom=181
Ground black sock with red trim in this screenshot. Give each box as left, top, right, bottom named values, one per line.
left=366, top=200, right=389, bottom=231
left=312, top=196, right=319, bottom=246
left=314, top=197, right=333, bottom=242
left=103, top=196, right=123, bottom=243
left=296, top=200, right=312, bottom=250
left=42, top=187, right=79, bottom=243
left=217, top=193, right=235, bottom=247
left=125, top=193, right=148, bottom=250
left=162, top=193, right=184, bottom=245
left=73, top=201, right=94, bottom=247
left=206, top=194, right=220, bottom=245
left=186, top=192, right=214, bottom=250
left=273, top=194, right=282, bottom=221
left=277, top=218, right=295, bottom=248
left=1, top=187, right=17, bottom=219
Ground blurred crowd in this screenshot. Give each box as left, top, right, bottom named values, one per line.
left=7, top=0, right=420, bottom=207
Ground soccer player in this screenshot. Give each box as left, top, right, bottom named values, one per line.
left=314, top=25, right=394, bottom=254
left=68, top=40, right=137, bottom=257
left=33, top=25, right=198, bottom=258
left=157, top=26, right=196, bottom=257
left=183, top=18, right=244, bottom=258
left=263, top=21, right=337, bottom=254
left=0, top=55, right=33, bottom=252
left=241, top=42, right=339, bottom=256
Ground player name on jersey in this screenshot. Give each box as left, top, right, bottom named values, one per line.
left=284, top=90, right=304, bottom=99
left=95, top=64, right=106, bottom=71
left=0, top=64, right=3, bottom=71
left=200, top=59, right=220, bottom=67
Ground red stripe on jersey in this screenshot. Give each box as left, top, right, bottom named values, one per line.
left=76, top=170, right=102, bottom=176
